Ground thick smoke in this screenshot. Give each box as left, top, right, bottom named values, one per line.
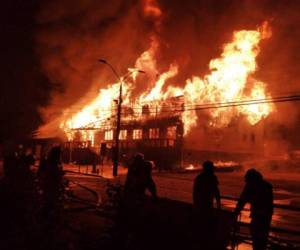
left=37, top=0, right=300, bottom=147
left=37, top=0, right=154, bottom=136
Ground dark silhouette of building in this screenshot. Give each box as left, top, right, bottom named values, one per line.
left=234, top=169, right=273, bottom=250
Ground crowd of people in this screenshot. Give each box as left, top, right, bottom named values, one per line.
left=123, top=154, right=274, bottom=250
left=0, top=145, right=274, bottom=250
left=0, top=146, right=66, bottom=250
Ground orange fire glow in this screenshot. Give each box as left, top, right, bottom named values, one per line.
left=60, top=23, right=273, bottom=142
left=183, top=22, right=273, bottom=132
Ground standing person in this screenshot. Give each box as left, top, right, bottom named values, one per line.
left=38, top=146, right=65, bottom=217
left=234, top=169, right=273, bottom=250
left=119, top=153, right=157, bottom=245
left=193, top=161, right=221, bottom=248
left=193, top=161, right=221, bottom=214
left=24, top=148, right=35, bottom=168
left=124, top=153, right=157, bottom=205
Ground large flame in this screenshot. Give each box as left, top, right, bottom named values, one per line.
left=60, top=23, right=273, bottom=141
left=182, top=22, right=273, bottom=132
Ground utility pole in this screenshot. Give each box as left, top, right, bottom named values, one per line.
left=113, top=81, right=123, bottom=177
left=98, top=59, right=145, bottom=177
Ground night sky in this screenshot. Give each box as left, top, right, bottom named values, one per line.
left=1, top=0, right=300, bottom=144
left=1, top=0, right=52, bottom=143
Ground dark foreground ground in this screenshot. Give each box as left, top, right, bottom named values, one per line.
left=0, top=177, right=232, bottom=250
left=66, top=165, right=300, bottom=231
left=0, top=163, right=299, bottom=250
left=65, top=165, right=300, bottom=250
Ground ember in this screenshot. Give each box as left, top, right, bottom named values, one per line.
left=185, top=164, right=195, bottom=170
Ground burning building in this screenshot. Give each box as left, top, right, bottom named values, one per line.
left=37, top=0, right=277, bottom=168
left=62, top=99, right=265, bottom=169
left=63, top=96, right=184, bottom=168
left=57, top=22, right=273, bottom=168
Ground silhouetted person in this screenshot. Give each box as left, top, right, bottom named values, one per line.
left=124, top=153, right=157, bottom=202
left=193, top=161, right=221, bottom=213
left=234, top=169, right=273, bottom=250
left=1, top=148, right=39, bottom=250
left=24, top=148, right=35, bottom=168
left=38, top=146, right=64, bottom=217
left=19, top=148, right=35, bottom=176
left=193, top=161, right=221, bottom=249
left=119, top=153, right=157, bottom=245
left=193, top=161, right=221, bottom=248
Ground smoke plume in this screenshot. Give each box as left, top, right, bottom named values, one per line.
left=37, top=0, right=300, bottom=146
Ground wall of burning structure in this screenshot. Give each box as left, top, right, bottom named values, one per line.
left=64, top=93, right=267, bottom=169
left=102, top=115, right=183, bottom=169
left=64, top=98, right=184, bottom=168
left=34, top=0, right=300, bottom=169
left=37, top=0, right=300, bottom=168
left=183, top=116, right=265, bottom=164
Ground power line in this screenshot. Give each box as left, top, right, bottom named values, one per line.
left=54, top=92, right=300, bottom=115
left=130, top=94, right=300, bottom=109
left=68, top=94, right=300, bottom=121
left=67, top=94, right=300, bottom=130
left=121, top=94, right=300, bottom=114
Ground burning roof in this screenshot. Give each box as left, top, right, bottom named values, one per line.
left=59, top=21, right=273, bottom=142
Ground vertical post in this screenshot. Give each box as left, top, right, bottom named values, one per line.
left=98, top=60, right=145, bottom=177
left=113, top=81, right=122, bottom=177
left=69, top=141, right=72, bottom=164
left=181, top=137, right=184, bottom=169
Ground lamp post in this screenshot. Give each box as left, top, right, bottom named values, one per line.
left=98, top=59, right=145, bottom=176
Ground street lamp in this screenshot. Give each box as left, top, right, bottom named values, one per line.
left=98, top=59, right=145, bottom=176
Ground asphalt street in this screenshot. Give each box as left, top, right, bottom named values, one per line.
left=65, top=164, right=300, bottom=238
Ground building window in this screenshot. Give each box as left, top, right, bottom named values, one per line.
left=119, top=130, right=127, bottom=140
left=167, top=126, right=176, bottom=139
left=168, top=140, right=175, bottom=147
left=105, top=130, right=113, bottom=140
left=133, top=129, right=142, bottom=140
left=149, top=128, right=159, bottom=139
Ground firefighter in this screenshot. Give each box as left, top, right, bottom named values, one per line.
left=234, top=169, right=273, bottom=250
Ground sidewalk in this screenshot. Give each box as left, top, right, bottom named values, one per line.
left=63, top=163, right=128, bottom=179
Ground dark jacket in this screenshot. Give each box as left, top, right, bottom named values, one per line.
left=193, top=171, right=221, bottom=210
left=124, top=159, right=157, bottom=201
left=235, top=179, right=273, bottom=219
